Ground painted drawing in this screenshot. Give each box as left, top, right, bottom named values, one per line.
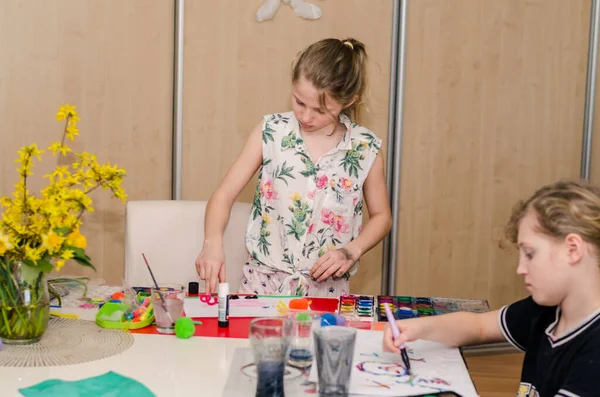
left=309, top=329, right=478, bottom=396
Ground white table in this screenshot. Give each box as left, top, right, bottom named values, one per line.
left=1, top=334, right=249, bottom=397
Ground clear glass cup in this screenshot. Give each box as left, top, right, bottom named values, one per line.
left=313, top=326, right=357, bottom=396
left=249, top=317, right=293, bottom=397
left=287, top=312, right=320, bottom=368
left=150, top=284, right=184, bottom=334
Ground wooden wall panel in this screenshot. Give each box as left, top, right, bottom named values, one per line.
left=182, top=0, right=393, bottom=294
left=397, top=0, right=590, bottom=308
left=0, top=0, right=173, bottom=284
left=590, top=11, right=600, bottom=186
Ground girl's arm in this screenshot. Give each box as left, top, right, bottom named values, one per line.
left=196, top=123, right=263, bottom=293
left=343, top=151, right=393, bottom=262
left=203, top=123, right=263, bottom=243
left=383, top=310, right=506, bottom=351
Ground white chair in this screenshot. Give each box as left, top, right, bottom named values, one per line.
left=124, top=200, right=251, bottom=292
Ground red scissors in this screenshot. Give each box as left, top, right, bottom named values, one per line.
left=199, top=293, right=218, bottom=305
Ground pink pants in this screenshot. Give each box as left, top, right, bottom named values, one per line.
left=238, top=259, right=349, bottom=297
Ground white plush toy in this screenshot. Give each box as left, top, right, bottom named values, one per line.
left=256, top=0, right=322, bottom=22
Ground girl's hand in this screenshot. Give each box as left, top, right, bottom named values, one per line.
left=382, top=318, right=424, bottom=353
left=310, top=247, right=356, bottom=282
left=195, top=242, right=226, bottom=294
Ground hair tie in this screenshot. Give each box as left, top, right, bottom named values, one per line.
left=343, top=41, right=354, bottom=50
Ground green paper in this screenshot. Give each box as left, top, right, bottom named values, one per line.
left=19, top=371, right=155, bottom=397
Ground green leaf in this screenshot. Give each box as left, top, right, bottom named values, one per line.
left=36, top=259, right=54, bottom=273
left=54, top=227, right=71, bottom=236
left=262, top=129, right=274, bottom=144
left=49, top=277, right=89, bottom=298
left=48, top=283, right=62, bottom=306
left=65, top=246, right=91, bottom=261
left=73, top=256, right=97, bottom=271
left=23, top=259, right=53, bottom=273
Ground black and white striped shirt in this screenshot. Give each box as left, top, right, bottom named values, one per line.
left=499, top=297, right=600, bottom=397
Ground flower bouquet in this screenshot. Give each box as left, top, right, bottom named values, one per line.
left=0, top=104, right=127, bottom=344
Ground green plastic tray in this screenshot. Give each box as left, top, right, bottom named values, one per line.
left=95, top=299, right=155, bottom=330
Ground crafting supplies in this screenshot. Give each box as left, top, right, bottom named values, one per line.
left=339, top=295, right=356, bottom=315
left=218, top=283, right=230, bottom=328
left=356, top=295, right=375, bottom=318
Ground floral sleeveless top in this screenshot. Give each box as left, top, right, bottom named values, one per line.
left=245, top=112, right=382, bottom=288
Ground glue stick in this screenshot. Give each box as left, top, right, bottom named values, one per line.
left=218, top=283, right=229, bottom=328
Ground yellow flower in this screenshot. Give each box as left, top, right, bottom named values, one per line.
left=55, top=104, right=78, bottom=121
left=0, top=233, right=13, bottom=255
left=48, top=142, right=67, bottom=155
left=24, top=244, right=43, bottom=262
left=262, top=213, right=272, bottom=225
left=66, top=126, right=79, bottom=141
left=290, top=192, right=301, bottom=202
left=1, top=103, right=127, bottom=273
left=15, top=144, right=44, bottom=177
left=61, top=249, right=74, bottom=260
left=58, top=144, right=72, bottom=156
left=55, top=259, right=66, bottom=271
left=42, top=232, right=63, bottom=252
left=67, top=230, right=87, bottom=249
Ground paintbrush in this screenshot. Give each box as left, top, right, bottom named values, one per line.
left=142, top=253, right=174, bottom=326
left=384, top=303, right=414, bottom=384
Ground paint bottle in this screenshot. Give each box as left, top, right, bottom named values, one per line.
left=218, top=282, right=229, bottom=328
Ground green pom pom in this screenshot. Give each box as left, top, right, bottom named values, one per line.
left=296, top=313, right=312, bottom=323
left=175, top=317, right=195, bottom=339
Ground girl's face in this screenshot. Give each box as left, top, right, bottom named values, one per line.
left=516, top=211, right=571, bottom=306
left=292, top=77, right=344, bottom=133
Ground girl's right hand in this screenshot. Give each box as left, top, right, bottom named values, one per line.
left=195, top=243, right=226, bottom=294
left=382, top=318, right=425, bottom=353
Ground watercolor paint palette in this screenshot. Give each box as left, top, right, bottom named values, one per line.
left=431, top=297, right=490, bottom=315
left=338, top=294, right=376, bottom=322
left=376, top=296, right=490, bottom=322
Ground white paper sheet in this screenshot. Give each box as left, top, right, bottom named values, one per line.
left=183, top=296, right=297, bottom=318
left=309, top=329, right=478, bottom=396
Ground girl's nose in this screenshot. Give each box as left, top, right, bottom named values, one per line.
left=516, top=260, right=527, bottom=276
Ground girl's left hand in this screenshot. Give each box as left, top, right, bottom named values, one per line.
left=310, top=247, right=356, bottom=282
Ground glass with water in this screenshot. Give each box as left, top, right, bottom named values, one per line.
left=151, top=284, right=184, bottom=334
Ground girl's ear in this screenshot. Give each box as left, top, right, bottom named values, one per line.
left=565, top=233, right=585, bottom=265
left=344, top=95, right=359, bottom=109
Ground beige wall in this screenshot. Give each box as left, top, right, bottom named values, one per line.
left=0, top=0, right=174, bottom=284
left=1, top=1, right=594, bottom=305
left=181, top=0, right=394, bottom=295
left=397, top=0, right=590, bottom=308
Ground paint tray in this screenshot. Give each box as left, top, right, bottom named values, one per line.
left=95, top=293, right=154, bottom=330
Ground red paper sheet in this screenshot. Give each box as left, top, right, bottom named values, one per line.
left=130, top=317, right=254, bottom=338
left=130, top=318, right=385, bottom=338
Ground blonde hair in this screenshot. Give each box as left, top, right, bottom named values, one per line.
left=292, top=38, right=368, bottom=124
left=504, top=180, right=600, bottom=256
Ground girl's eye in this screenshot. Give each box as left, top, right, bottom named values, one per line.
left=525, top=252, right=533, bottom=260
left=316, top=109, right=325, bottom=115
left=295, top=98, right=305, bottom=106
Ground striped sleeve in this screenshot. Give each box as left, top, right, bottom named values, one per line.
left=556, top=389, right=581, bottom=397
left=497, top=296, right=539, bottom=352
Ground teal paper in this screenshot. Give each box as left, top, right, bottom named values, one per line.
left=19, top=371, right=155, bottom=397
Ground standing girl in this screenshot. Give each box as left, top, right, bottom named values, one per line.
left=196, top=38, right=392, bottom=297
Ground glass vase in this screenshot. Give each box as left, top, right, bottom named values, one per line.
left=0, top=260, right=50, bottom=344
